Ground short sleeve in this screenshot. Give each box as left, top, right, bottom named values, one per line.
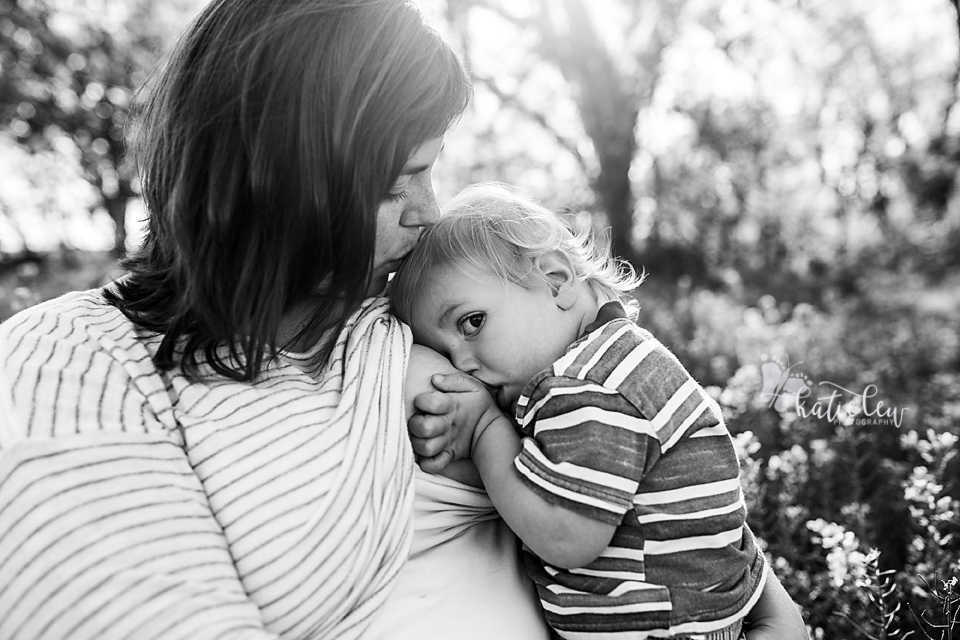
left=0, top=293, right=276, bottom=640
left=513, top=376, right=658, bottom=525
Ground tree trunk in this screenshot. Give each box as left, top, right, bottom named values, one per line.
left=104, top=194, right=128, bottom=259
left=533, top=0, right=642, bottom=264
left=594, top=137, right=638, bottom=265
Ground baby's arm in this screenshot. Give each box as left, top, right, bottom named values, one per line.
left=744, top=571, right=809, bottom=640
left=472, top=413, right=617, bottom=568
left=409, top=371, right=617, bottom=569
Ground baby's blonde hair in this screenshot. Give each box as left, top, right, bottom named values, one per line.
left=391, top=182, right=644, bottom=323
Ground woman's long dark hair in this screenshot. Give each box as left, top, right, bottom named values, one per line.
left=106, top=0, right=471, bottom=381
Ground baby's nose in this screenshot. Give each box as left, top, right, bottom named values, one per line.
left=450, top=348, right=477, bottom=374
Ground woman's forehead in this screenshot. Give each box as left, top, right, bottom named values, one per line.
left=402, top=136, right=445, bottom=173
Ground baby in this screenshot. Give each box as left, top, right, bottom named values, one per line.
left=391, top=183, right=766, bottom=640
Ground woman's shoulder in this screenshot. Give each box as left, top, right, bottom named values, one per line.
left=2, top=287, right=116, bottom=328
left=2, top=285, right=152, bottom=362
left=346, top=296, right=408, bottom=338
left=2, top=285, right=178, bottom=441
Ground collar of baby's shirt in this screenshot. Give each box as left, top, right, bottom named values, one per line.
left=580, top=300, right=628, bottom=337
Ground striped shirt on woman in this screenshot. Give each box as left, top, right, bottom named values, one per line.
left=0, top=288, right=414, bottom=640
left=514, top=302, right=766, bottom=639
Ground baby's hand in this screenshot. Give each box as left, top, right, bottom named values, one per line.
left=408, top=372, right=504, bottom=473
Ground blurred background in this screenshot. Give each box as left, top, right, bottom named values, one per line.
left=1, top=0, right=958, bottom=636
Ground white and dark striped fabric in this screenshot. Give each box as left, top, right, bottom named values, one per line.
left=0, top=289, right=414, bottom=640
left=514, top=302, right=766, bottom=638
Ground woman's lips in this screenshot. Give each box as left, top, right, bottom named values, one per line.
left=386, top=246, right=418, bottom=273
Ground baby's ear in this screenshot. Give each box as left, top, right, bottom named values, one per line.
left=537, top=252, right=578, bottom=311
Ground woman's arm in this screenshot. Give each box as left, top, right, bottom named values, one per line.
left=0, top=306, right=278, bottom=640
left=745, top=570, right=809, bottom=640
left=0, top=435, right=280, bottom=640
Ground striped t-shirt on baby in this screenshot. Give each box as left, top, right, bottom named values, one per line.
left=514, top=301, right=766, bottom=639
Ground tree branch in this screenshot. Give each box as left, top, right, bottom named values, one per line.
left=448, top=0, right=534, bottom=29
left=472, top=72, right=591, bottom=174
left=951, top=0, right=960, bottom=44
left=943, top=0, right=960, bottom=133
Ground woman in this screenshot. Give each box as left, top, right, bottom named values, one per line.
left=0, top=2, right=476, bottom=638
left=0, top=0, right=806, bottom=638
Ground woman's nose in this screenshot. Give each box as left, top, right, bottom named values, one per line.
left=400, top=180, right=440, bottom=228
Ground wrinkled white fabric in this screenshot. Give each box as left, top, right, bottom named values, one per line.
left=362, top=467, right=551, bottom=640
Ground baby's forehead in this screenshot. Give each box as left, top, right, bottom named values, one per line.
left=431, top=265, right=551, bottom=312
left=443, top=260, right=495, bottom=281
left=423, top=258, right=494, bottom=285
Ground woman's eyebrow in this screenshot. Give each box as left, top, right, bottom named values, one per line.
left=399, top=164, right=429, bottom=176
left=400, top=143, right=445, bottom=175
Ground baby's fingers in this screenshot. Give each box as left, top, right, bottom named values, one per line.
left=413, top=389, right=454, bottom=416
left=417, top=450, right=454, bottom=474
left=408, top=412, right=451, bottom=440
left=409, top=430, right=451, bottom=458
left=408, top=415, right=451, bottom=459
left=430, top=372, right=485, bottom=394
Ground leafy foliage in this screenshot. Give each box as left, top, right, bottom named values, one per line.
left=0, top=0, right=200, bottom=259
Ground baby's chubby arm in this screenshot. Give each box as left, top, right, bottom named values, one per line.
left=409, top=370, right=617, bottom=569
left=744, top=572, right=809, bottom=640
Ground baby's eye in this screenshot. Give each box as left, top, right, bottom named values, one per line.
left=458, top=313, right=485, bottom=337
